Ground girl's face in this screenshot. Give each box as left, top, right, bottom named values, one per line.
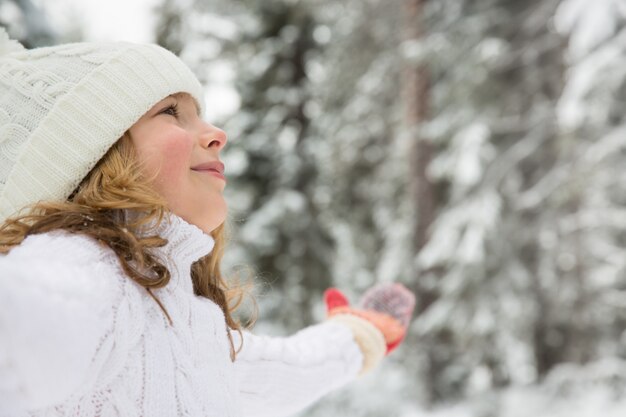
left=129, top=93, right=228, bottom=234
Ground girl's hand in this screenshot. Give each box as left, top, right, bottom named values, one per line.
left=324, top=283, right=415, bottom=354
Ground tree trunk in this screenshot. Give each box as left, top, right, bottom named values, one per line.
left=402, top=0, right=439, bottom=405
left=403, top=0, right=434, bottom=254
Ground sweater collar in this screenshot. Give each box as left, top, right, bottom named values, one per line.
left=147, top=212, right=215, bottom=294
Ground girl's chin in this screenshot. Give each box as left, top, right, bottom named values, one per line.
left=194, top=213, right=227, bottom=234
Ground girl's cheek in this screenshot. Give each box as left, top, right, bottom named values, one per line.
left=158, top=135, right=193, bottom=178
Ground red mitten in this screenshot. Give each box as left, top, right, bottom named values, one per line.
left=324, top=283, right=415, bottom=354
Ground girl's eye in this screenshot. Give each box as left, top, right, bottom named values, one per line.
left=160, top=103, right=179, bottom=118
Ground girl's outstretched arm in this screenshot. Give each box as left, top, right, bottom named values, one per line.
left=0, top=231, right=121, bottom=412
left=231, top=314, right=385, bottom=417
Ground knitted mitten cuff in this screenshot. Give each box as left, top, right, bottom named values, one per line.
left=329, top=314, right=386, bottom=375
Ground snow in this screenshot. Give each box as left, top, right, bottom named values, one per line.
left=36, top=0, right=160, bottom=43
left=429, top=122, right=494, bottom=190
left=369, top=359, right=626, bottom=417
left=417, top=190, right=501, bottom=268
left=554, top=0, right=621, bottom=60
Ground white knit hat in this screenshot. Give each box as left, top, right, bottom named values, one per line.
left=0, top=29, right=205, bottom=223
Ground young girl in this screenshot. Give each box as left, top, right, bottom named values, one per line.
left=0, top=29, right=414, bottom=417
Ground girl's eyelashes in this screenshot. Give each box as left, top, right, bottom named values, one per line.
left=160, top=103, right=179, bottom=118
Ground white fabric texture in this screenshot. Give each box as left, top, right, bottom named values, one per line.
left=328, top=314, right=386, bottom=375
left=0, top=29, right=205, bottom=223
left=0, top=213, right=364, bottom=417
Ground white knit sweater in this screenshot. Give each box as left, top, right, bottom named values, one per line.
left=0, top=214, right=365, bottom=417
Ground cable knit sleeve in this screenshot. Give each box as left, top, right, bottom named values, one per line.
left=232, top=320, right=365, bottom=417
left=0, top=231, right=122, bottom=413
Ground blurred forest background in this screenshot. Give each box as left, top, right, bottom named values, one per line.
left=4, top=0, right=626, bottom=415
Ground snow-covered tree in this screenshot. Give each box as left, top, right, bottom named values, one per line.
left=0, top=0, right=55, bottom=46
left=410, top=0, right=570, bottom=401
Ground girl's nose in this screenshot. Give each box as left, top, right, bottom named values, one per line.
left=199, top=123, right=227, bottom=151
